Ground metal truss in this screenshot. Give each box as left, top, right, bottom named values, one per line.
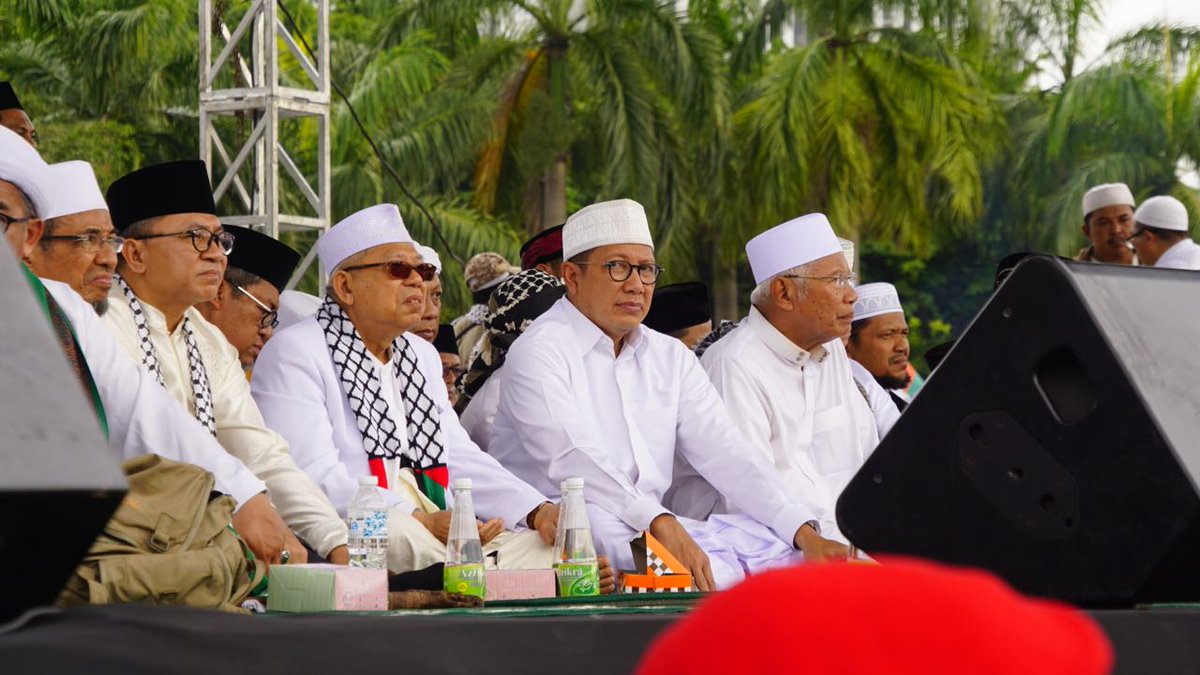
left=199, top=0, right=330, bottom=287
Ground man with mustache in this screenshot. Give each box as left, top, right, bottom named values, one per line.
left=846, top=282, right=912, bottom=415
left=697, top=214, right=879, bottom=552
left=1076, top=183, right=1137, bottom=265
left=491, top=200, right=841, bottom=592
left=100, top=160, right=349, bottom=565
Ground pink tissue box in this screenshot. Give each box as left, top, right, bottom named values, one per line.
left=484, top=569, right=556, bottom=601
left=268, top=564, right=388, bottom=613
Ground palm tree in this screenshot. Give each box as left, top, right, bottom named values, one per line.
left=731, top=0, right=1005, bottom=259
left=373, top=0, right=726, bottom=239
left=1015, top=29, right=1200, bottom=254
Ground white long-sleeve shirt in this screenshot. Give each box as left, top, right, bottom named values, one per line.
left=250, top=315, right=547, bottom=529
left=459, top=372, right=502, bottom=452
left=103, top=287, right=347, bottom=556
left=849, top=358, right=901, bottom=439
left=699, top=307, right=879, bottom=543
left=1155, top=238, right=1200, bottom=270
left=489, top=297, right=813, bottom=545
left=42, top=278, right=266, bottom=508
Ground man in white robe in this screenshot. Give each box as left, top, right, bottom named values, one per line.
left=491, top=199, right=849, bottom=592
left=0, top=127, right=290, bottom=564
left=251, top=204, right=559, bottom=574
left=698, top=214, right=880, bottom=546
left=100, top=160, right=349, bottom=564
left=1129, top=196, right=1200, bottom=270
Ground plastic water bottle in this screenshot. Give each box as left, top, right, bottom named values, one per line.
left=444, top=478, right=486, bottom=599
left=553, top=477, right=599, bottom=596
left=347, top=476, right=388, bottom=569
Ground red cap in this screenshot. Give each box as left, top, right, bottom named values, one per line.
left=637, top=557, right=1112, bottom=675
left=519, top=224, right=564, bottom=269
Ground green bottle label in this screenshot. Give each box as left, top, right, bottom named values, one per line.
left=555, top=562, right=600, bottom=597
left=444, top=563, right=486, bottom=599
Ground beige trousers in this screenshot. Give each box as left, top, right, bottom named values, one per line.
left=386, top=509, right=554, bottom=574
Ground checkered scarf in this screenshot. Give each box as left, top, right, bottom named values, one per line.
left=115, top=274, right=217, bottom=436
left=316, top=295, right=448, bottom=509
left=456, top=269, right=564, bottom=413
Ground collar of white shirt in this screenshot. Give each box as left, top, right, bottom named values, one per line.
left=746, top=306, right=828, bottom=367
left=115, top=287, right=193, bottom=339
left=558, top=296, right=648, bottom=359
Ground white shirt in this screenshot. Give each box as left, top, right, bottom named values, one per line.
left=490, top=298, right=813, bottom=543
left=699, top=307, right=879, bottom=543
left=250, top=315, right=547, bottom=529
left=41, top=278, right=266, bottom=509
left=103, top=287, right=348, bottom=556
left=1155, top=238, right=1200, bottom=270
left=459, top=372, right=501, bottom=452
left=849, top=359, right=901, bottom=438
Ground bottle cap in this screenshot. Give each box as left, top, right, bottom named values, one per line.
left=452, top=478, right=472, bottom=490
left=564, top=477, right=584, bottom=491
left=358, top=475, right=379, bottom=486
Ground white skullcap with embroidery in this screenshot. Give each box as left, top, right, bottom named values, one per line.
left=562, top=198, right=654, bottom=261
left=853, top=282, right=904, bottom=321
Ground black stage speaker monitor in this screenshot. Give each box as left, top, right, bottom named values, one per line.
left=0, top=247, right=126, bottom=621
left=837, top=256, right=1200, bottom=607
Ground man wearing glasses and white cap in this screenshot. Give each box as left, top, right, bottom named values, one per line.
left=101, top=160, right=350, bottom=566
left=698, top=213, right=879, bottom=555
left=491, top=199, right=843, bottom=591
left=252, top=204, right=562, bottom=574
left=1128, top=195, right=1200, bottom=270
left=26, top=160, right=123, bottom=315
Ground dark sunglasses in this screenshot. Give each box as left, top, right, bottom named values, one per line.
left=341, top=260, right=438, bottom=282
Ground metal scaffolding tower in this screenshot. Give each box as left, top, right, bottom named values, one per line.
left=198, top=0, right=330, bottom=286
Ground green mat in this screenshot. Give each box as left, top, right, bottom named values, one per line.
left=267, top=591, right=708, bottom=618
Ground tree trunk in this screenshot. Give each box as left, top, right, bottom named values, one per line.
left=712, top=237, right=740, bottom=321
left=540, top=155, right=568, bottom=233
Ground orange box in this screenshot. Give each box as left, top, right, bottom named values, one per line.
left=620, top=572, right=694, bottom=594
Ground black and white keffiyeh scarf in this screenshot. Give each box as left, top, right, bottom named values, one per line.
left=316, top=295, right=448, bottom=509
left=115, top=274, right=217, bottom=436
left=455, top=269, right=564, bottom=414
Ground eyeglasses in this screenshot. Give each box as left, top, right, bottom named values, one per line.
left=574, top=260, right=664, bottom=284
left=340, top=260, right=438, bottom=282
left=0, top=212, right=32, bottom=232
left=233, top=284, right=279, bottom=329
left=41, top=232, right=126, bottom=253
left=130, top=228, right=235, bottom=255
left=1127, top=229, right=1148, bottom=241
left=442, top=364, right=465, bottom=380
left=781, top=273, right=858, bottom=288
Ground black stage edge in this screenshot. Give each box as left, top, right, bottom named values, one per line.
left=1, top=605, right=1198, bottom=673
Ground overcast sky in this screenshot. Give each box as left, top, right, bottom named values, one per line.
left=1080, top=0, right=1200, bottom=69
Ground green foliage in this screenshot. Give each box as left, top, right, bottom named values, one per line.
left=4, top=0, right=1198, bottom=343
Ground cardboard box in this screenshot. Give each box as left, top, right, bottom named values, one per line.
left=484, top=569, right=556, bottom=601
left=267, top=564, right=388, bottom=613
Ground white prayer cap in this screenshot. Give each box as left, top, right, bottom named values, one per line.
left=415, top=244, right=442, bottom=275
left=1134, top=195, right=1189, bottom=232
left=838, top=237, right=856, bottom=272
left=0, top=125, right=51, bottom=217
left=562, top=198, right=654, bottom=261
left=277, top=290, right=322, bottom=331
left=746, top=213, right=843, bottom=285
left=1082, top=183, right=1135, bottom=217
left=317, top=203, right=413, bottom=271
left=42, top=161, right=108, bottom=220
left=853, top=282, right=904, bottom=321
